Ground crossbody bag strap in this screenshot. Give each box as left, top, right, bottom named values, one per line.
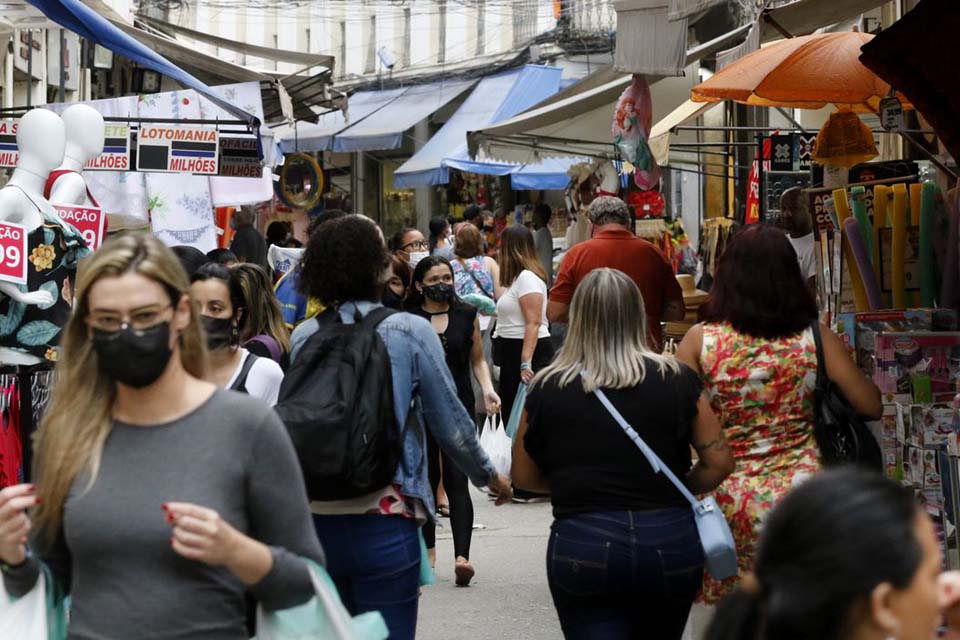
left=587, top=373, right=700, bottom=509
left=810, top=321, right=827, bottom=388
left=459, top=259, right=495, bottom=300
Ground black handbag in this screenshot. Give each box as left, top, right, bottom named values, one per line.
left=810, top=322, right=883, bottom=470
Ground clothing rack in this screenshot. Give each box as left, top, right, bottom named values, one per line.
left=0, top=363, right=55, bottom=489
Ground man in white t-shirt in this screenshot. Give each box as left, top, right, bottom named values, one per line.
left=781, top=187, right=817, bottom=290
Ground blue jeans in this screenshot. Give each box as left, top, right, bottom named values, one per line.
left=312, top=514, right=421, bottom=640
left=547, top=508, right=704, bottom=640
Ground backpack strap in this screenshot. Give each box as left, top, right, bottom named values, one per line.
left=245, top=334, right=283, bottom=363
left=230, top=353, right=259, bottom=393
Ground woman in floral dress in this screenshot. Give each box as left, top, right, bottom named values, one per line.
left=677, top=225, right=881, bottom=603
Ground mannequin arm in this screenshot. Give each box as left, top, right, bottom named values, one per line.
left=0, top=282, right=53, bottom=307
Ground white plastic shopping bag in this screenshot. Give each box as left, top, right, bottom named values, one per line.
left=479, top=414, right=512, bottom=477
left=256, top=560, right=387, bottom=640
left=0, top=567, right=49, bottom=640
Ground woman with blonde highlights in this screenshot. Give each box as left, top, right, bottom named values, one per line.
left=0, top=233, right=323, bottom=639
left=512, top=268, right=735, bottom=639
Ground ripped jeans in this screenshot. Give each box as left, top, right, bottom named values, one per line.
left=547, top=508, right=703, bottom=640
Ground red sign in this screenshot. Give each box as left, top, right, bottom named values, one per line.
left=745, top=137, right=773, bottom=224
left=54, top=205, right=106, bottom=251
left=0, top=221, right=28, bottom=285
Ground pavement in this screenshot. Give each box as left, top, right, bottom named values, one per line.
left=416, top=486, right=714, bottom=640
left=416, top=487, right=561, bottom=640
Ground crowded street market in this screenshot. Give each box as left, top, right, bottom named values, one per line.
left=0, top=0, right=958, bottom=638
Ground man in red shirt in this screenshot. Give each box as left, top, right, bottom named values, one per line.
left=547, top=196, right=684, bottom=349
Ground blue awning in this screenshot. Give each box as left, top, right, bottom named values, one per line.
left=280, top=79, right=475, bottom=154
left=394, top=66, right=563, bottom=188
left=510, top=157, right=585, bottom=190
left=26, top=0, right=260, bottom=129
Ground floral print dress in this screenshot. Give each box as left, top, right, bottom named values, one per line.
left=0, top=220, right=89, bottom=362
left=699, top=323, right=821, bottom=603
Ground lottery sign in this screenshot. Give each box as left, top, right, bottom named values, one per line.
left=0, top=120, right=18, bottom=169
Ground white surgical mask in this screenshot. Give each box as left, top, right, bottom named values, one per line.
left=408, top=251, right=429, bottom=268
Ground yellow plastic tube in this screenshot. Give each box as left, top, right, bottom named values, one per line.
left=892, top=184, right=909, bottom=308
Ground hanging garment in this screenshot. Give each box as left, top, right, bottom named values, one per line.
left=0, top=381, right=20, bottom=488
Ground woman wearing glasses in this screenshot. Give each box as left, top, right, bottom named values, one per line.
left=390, top=227, right=430, bottom=269
left=0, top=233, right=324, bottom=638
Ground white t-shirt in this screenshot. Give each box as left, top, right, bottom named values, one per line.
left=226, top=349, right=284, bottom=407
left=494, top=269, right=550, bottom=340
left=789, top=232, right=818, bottom=280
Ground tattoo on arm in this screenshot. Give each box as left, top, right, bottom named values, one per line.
left=694, top=435, right=731, bottom=454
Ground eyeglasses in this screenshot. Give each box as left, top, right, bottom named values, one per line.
left=402, top=239, right=428, bottom=251
left=88, top=304, right=173, bottom=334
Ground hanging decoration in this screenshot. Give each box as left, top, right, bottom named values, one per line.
left=813, top=110, right=879, bottom=169
left=612, top=75, right=662, bottom=191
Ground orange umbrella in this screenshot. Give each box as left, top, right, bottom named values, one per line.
left=691, top=31, right=911, bottom=113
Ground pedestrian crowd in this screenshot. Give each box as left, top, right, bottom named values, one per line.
left=1, top=195, right=960, bottom=640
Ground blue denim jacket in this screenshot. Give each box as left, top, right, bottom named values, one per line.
left=290, top=301, right=496, bottom=519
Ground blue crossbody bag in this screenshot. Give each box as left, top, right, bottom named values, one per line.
left=590, top=381, right=739, bottom=580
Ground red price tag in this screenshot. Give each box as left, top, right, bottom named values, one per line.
left=54, top=205, right=105, bottom=252
left=0, top=221, right=27, bottom=285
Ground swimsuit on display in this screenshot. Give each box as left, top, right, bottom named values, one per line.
left=0, top=186, right=90, bottom=362
left=43, top=169, right=101, bottom=207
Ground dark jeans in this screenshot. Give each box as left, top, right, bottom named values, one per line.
left=312, top=514, right=421, bottom=640
left=496, top=336, right=555, bottom=421
left=547, top=508, right=703, bottom=640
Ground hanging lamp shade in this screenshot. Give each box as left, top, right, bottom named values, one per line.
left=812, top=110, right=879, bottom=168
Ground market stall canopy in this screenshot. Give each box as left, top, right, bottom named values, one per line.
left=648, top=100, right=723, bottom=166
left=393, top=65, right=565, bottom=188
left=691, top=31, right=911, bottom=112
left=279, top=79, right=475, bottom=154
left=467, top=0, right=888, bottom=164
left=22, top=0, right=260, bottom=129
left=860, top=0, right=960, bottom=163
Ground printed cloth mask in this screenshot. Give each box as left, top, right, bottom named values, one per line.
left=422, top=283, right=454, bottom=303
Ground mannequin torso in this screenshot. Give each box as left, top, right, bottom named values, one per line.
left=47, top=104, right=104, bottom=209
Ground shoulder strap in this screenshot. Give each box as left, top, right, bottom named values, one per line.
left=246, top=334, right=282, bottom=363
left=587, top=372, right=700, bottom=509
left=460, top=259, right=494, bottom=299
left=810, top=322, right=827, bottom=387
left=230, top=353, right=259, bottom=392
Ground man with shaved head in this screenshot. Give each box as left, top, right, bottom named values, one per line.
left=780, top=187, right=817, bottom=289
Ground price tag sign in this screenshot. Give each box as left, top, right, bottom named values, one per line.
left=0, top=221, right=28, bottom=285
left=54, top=205, right=105, bottom=252
left=880, top=96, right=904, bottom=132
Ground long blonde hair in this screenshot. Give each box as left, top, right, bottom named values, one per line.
left=231, top=262, right=291, bottom=353
left=33, top=233, right=208, bottom=541
left=532, top=268, right=679, bottom=392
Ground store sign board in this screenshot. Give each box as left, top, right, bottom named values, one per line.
left=797, top=135, right=816, bottom=170
left=0, top=120, right=19, bottom=169
left=219, top=136, right=263, bottom=178
left=85, top=124, right=131, bottom=172
left=0, top=222, right=28, bottom=285
left=136, top=125, right=219, bottom=175
left=770, top=134, right=794, bottom=172
left=54, top=205, right=105, bottom=252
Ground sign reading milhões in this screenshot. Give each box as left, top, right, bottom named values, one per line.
left=218, top=136, right=263, bottom=178
left=0, top=120, right=18, bottom=170
left=137, top=125, right=219, bottom=175
left=85, top=124, right=131, bottom=172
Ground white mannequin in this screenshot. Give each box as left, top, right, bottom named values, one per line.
left=47, top=104, right=104, bottom=208
left=0, top=109, right=68, bottom=365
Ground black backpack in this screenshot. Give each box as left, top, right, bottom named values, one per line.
left=276, top=306, right=401, bottom=500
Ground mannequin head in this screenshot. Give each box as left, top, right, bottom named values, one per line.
left=16, top=109, right=65, bottom=177
left=61, top=104, right=105, bottom=165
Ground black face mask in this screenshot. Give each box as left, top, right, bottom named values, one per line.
left=201, top=315, right=236, bottom=351
left=383, top=288, right=404, bottom=309
left=91, top=322, right=174, bottom=389
left=422, top=283, right=454, bottom=303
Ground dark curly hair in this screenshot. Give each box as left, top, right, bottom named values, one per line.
left=299, top=215, right=388, bottom=306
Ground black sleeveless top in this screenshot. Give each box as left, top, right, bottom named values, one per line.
left=411, top=305, right=477, bottom=414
